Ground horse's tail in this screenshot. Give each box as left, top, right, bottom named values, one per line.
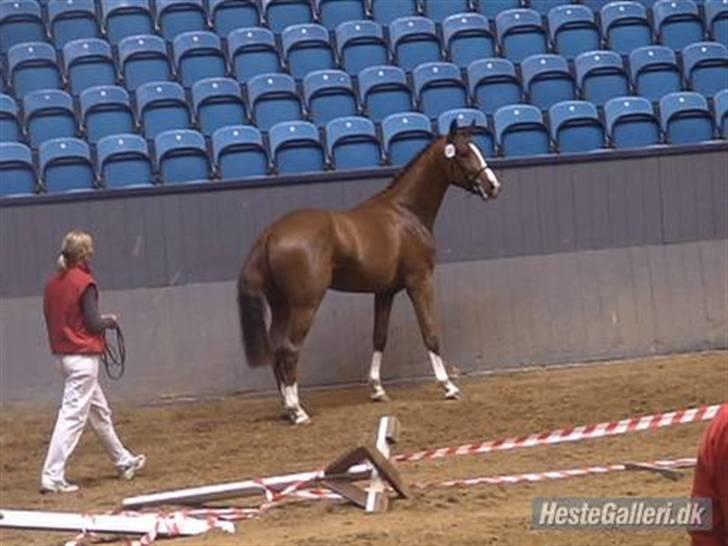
left=237, top=236, right=273, bottom=368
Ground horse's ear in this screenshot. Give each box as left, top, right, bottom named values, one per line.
left=448, top=118, right=458, bottom=141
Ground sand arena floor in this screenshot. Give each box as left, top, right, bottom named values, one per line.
left=1, top=351, right=726, bottom=546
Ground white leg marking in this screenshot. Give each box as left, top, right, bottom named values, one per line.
left=283, top=383, right=310, bottom=424
left=368, top=351, right=388, bottom=401
left=428, top=351, right=461, bottom=400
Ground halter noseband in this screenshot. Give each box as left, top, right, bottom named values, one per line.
left=447, top=151, right=489, bottom=199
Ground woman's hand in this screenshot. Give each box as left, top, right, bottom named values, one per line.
left=101, top=314, right=118, bottom=327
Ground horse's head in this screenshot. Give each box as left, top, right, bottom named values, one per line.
left=443, top=120, right=501, bottom=201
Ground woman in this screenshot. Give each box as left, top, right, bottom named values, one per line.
left=41, top=230, right=145, bottom=493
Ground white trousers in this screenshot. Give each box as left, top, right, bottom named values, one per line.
left=41, top=354, right=133, bottom=483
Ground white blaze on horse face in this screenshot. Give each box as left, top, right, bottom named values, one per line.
left=468, top=142, right=500, bottom=192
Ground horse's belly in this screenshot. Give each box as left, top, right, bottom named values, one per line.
left=329, top=266, right=400, bottom=293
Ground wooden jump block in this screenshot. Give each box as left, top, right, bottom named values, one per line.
left=318, top=416, right=409, bottom=514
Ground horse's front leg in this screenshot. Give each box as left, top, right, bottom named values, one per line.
left=406, top=274, right=461, bottom=400
left=369, top=292, right=395, bottom=401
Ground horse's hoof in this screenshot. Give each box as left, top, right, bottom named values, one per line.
left=370, top=390, right=390, bottom=402
left=442, top=383, right=462, bottom=400
left=289, top=409, right=311, bottom=425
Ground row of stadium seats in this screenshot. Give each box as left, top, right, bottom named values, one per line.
left=2, top=39, right=725, bottom=144
left=2, top=92, right=727, bottom=196
left=3, top=0, right=726, bottom=48
left=2, top=21, right=728, bottom=99
left=2, top=1, right=726, bottom=65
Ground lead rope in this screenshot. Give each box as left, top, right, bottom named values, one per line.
left=102, top=325, right=125, bottom=380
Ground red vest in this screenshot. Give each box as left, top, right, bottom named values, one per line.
left=44, top=265, right=106, bottom=355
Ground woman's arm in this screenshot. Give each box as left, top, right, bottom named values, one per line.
left=81, top=285, right=116, bottom=334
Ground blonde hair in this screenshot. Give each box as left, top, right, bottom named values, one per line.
left=57, top=230, right=94, bottom=271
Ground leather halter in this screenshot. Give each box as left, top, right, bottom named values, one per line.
left=447, top=149, right=489, bottom=199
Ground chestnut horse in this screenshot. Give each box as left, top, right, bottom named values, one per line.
left=237, top=122, right=501, bottom=424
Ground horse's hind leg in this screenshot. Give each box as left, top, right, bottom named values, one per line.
left=275, top=304, right=318, bottom=425
left=369, top=292, right=395, bottom=402
left=406, top=274, right=461, bottom=400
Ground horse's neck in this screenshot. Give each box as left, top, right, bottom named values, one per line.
left=385, top=146, right=449, bottom=231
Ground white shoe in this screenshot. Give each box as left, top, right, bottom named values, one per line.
left=118, top=454, right=146, bottom=481
left=40, top=479, right=79, bottom=494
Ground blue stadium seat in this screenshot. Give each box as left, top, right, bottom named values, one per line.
left=39, top=137, right=95, bottom=192
left=521, top=53, right=576, bottom=110
left=325, top=116, right=381, bottom=169
left=7, top=42, right=62, bottom=98
left=0, top=142, right=36, bottom=195
left=575, top=50, right=631, bottom=106
left=210, top=0, right=261, bottom=37
left=0, top=93, right=20, bottom=142
left=547, top=5, right=600, bottom=60
left=212, top=124, right=268, bottom=180
left=549, top=100, right=605, bottom=153
left=48, top=0, right=99, bottom=48
left=80, top=85, right=136, bottom=143
left=413, top=61, right=468, bottom=119
left=381, top=112, right=434, bottom=166
left=600, top=1, right=653, bottom=55
left=629, top=45, right=681, bottom=100
left=173, top=31, right=227, bottom=87
left=422, top=0, right=471, bottom=23
left=653, top=0, right=704, bottom=49
left=155, top=0, right=207, bottom=41
left=228, top=28, right=280, bottom=83
left=63, top=38, right=116, bottom=96
left=682, top=41, right=728, bottom=97
left=437, top=107, right=495, bottom=156
left=0, top=0, right=46, bottom=54
left=358, top=65, right=413, bottom=122
left=495, top=8, right=548, bottom=63
left=101, top=0, right=154, bottom=45
left=442, top=13, right=495, bottom=67
left=389, top=16, right=442, bottom=71
left=316, top=0, right=366, bottom=31
left=659, top=91, right=715, bottom=143
left=493, top=104, right=550, bottom=157
left=335, top=20, right=388, bottom=76
left=262, top=0, right=314, bottom=33
left=705, top=0, right=728, bottom=46
left=530, top=0, right=572, bottom=16
left=136, top=81, right=191, bottom=138
left=118, top=35, right=173, bottom=91
left=23, top=89, right=77, bottom=147
left=604, top=96, right=661, bottom=147
left=303, top=69, right=356, bottom=127
left=191, top=77, right=247, bottom=135
left=247, top=73, right=303, bottom=131
left=467, top=57, right=522, bottom=115
left=269, top=120, right=325, bottom=174
left=714, top=87, right=728, bottom=136
left=476, top=0, right=520, bottom=19
left=155, top=129, right=211, bottom=183
left=97, top=133, right=154, bottom=188
left=281, top=23, right=336, bottom=79
left=371, top=0, right=418, bottom=26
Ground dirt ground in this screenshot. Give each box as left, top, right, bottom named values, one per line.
left=1, top=351, right=726, bottom=546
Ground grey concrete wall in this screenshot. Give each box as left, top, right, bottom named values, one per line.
left=1, top=239, right=726, bottom=403
left=1, top=145, right=727, bottom=402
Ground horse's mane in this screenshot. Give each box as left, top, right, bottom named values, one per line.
left=384, top=136, right=443, bottom=190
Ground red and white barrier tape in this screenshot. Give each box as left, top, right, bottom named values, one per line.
left=415, top=457, right=697, bottom=490
left=394, top=404, right=722, bottom=463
